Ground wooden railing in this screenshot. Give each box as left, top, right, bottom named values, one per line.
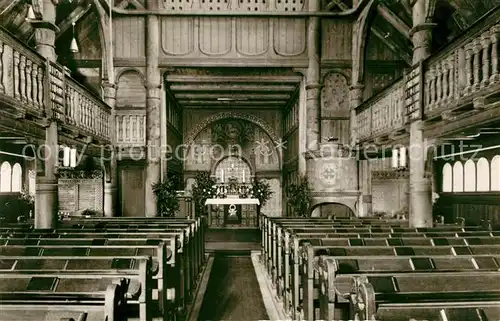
left=115, top=109, right=146, bottom=145
left=0, top=27, right=111, bottom=141
left=356, top=79, right=406, bottom=141
left=356, top=6, right=500, bottom=143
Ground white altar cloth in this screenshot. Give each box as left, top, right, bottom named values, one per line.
left=205, top=198, right=260, bottom=205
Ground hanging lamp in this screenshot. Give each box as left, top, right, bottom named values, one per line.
left=26, top=4, right=36, bottom=20
left=70, top=22, right=79, bottom=53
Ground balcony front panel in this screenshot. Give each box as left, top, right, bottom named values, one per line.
left=423, top=9, right=500, bottom=118
left=0, top=30, right=46, bottom=118
left=356, top=79, right=406, bottom=142
left=0, top=27, right=112, bottom=143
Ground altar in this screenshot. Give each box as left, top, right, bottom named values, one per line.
left=205, top=198, right=260, bottom=227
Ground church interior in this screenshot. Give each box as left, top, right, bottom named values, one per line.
left=0, top=0, right=500, bottom=320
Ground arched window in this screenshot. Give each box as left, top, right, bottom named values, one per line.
left=477, top=158, right=490, bottom=191
left=452, top=161, right=464, bottom=192
left=442, top=163, right=452, bottom=192
left=491, top=155, right=500, bottom=191
left=464, top=160, right=476, bottom=192
left=11, top=163, right=22, bottom=192
left=0, top=162, right=12, bottom=192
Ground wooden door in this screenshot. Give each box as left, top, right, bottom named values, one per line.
left=119, top=165, right=145, bottom=217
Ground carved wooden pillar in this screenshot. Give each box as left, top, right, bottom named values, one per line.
left=490, top=26, right=499, bottom=83
left=102, top=82, right=117, bottom=217
left=32, top=0, right=59, bottom=229
left=481, top=32, right=491, bottom=88
left=408, top=0, right=435, bottom=227
left=145, top=0, right=162, bottom=217
left=472, top=39, right=481, bottom=91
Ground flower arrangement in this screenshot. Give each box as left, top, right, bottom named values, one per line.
left=18, top=189, right=34, bottom=205
left=152, top=178, right=180, bottom=217
left=191, top=171, right=217, bottom=216
left=252, top=178, right=273, bottom=208
left=286, top=176, right=312, bottom=217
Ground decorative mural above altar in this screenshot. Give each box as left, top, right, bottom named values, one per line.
left=185, top=118, right=279, bottom=172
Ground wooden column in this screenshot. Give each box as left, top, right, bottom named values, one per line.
left=102, top=81, right=117, bottom=217
left=145, top=0, right=162, bottom=217
left=305, top=0, right=321, bottom=152
left=408, top=0, right=435, bottom=227
left=33, top=0, right=59, bottom=229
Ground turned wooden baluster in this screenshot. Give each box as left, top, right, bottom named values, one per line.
left=472, top=39, right=481, bottom=91
left=73, top=91, right=79, bottom=125
left=429, top=66, right=436, bottom=107
left=72, top=88, right=76, bottom=122
left=13, top=51, right=20, bottom=100
left=31, top=64, right=38, bottom=108
left=436, top=63, right=443, bottom=105
left=25, top=60, right=33, bottom=105
left=0, top=41, right=4, bottom=93
left=481, top=32, right=491, bottom=88
left=464, top=43, right=473, bottom=94
left=85, top=99, right=90, bottom=130
left=490, top=25, right=499, bottom=83
left=19, top=55, right=26, bottom=103
left=65, top=87, right=71, bottom=121
left=441, top=59, right=448, bottom=104
left=425, top=70, right=431, bottom=108
left=447, top=55, right=455, bottom=101
left=37, top=66, right=44, bottom=107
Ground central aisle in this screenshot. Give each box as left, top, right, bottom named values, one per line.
left=197, top=252, right=269, bottom=321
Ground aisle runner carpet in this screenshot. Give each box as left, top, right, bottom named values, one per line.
left=198, top=253, right=269, bottom=321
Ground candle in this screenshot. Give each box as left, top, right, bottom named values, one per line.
left=242, top=170, right=246, bottom=183
left=221, top=169, right=224, bottom=182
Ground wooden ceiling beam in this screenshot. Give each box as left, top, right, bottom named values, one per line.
left=371, top=28, right=411, bottom=65
left=56, top=3, right=93, bottom=39
left=0, top=0, right=22, bottom=17
left=376, top=3, right=411, bottom=39
left=168, top=84, right=297, bottom=92
left=173, top=93, right=292, bottom=100
left=177, top=100, right=287, bottom=106
left=166, top=75, right=302, bottom=83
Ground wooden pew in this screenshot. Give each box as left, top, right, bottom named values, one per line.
left=0, top=243, right=179, bottom=320
left=272, top=227, right=497, bottom=311
left=0, top=258, right=153, bottom=321
left=0, top=228, right=197, bottom=304
left=300, top=247, right=500, bottom=321
left=265, top=219, right=411, bottom=278
left=287, top=243, right=500, bottom=319
left=317, top=259, right=500, bottom=321
left=278, top=232, right=500, bottom=314
left=0, top=279, right=125, bottom=321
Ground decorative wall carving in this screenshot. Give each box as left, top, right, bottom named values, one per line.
left=185, top=112, right=280, bottom=146
left=321, top=73, right=349, bottom=116
left=321, top=72, right=350, bottom=144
